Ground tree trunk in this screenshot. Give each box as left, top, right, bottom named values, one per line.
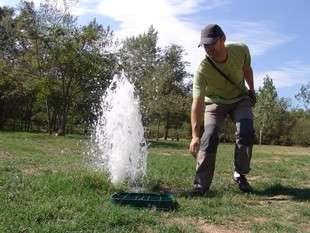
left=46, top=100, right=52, bottom=134
left=57, top=108, right=68, bottom=136
left=259, top=128, right=263, bottom=145
left=164, top=111, right=170, bottom=140
left=57, top=100, right=69, bottom=136
left=156, top=118, right=160, bottom=141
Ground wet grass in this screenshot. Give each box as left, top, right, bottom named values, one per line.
left=0, top=132, right=309, bottom=232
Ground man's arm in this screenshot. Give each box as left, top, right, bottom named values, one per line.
left=243, top=66, right=254, bottom=91
left=189, top=98, right=205, bottom=158
left=243, top=66, right=256, bottom=106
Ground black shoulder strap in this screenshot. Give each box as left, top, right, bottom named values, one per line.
left=206, top=56, right=236, bottom=87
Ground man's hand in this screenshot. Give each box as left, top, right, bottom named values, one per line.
left=189, top=137, right=200, bottom=158
left=247, top=90, right=256, bottom=107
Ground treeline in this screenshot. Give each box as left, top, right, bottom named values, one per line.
left=0, top=0, right=309, bottom=146
left=0, top=0, right=192, bottom=139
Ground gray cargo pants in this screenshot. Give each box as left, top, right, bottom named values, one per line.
left=194, top=99, right=254, bottom=189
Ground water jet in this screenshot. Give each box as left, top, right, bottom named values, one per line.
left=93, top=71, right=148, bottom=187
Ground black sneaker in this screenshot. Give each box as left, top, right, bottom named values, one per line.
left=193, top=187, right=208, bottom=196
left=233, top=175, right=253, bottom=193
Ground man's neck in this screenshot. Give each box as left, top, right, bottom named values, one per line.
left=213, top=48, right=228, bottom=63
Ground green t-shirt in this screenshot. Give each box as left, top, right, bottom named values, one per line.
left=193, top=43, right=251, bottom=104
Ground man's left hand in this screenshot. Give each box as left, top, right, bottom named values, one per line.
left=247, top=90, right=256, bottom=107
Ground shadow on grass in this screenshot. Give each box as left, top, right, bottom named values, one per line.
left=151, top=184, right=217, bottom=199
left=147, top=140, right=189, bottom=150
left=253, top=183, right=310, bottom=201
left=151, top=183, right=310, bottom=201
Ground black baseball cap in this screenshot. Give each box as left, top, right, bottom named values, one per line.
left=198, top=24, right=225, bottom=47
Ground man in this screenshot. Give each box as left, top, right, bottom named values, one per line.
left=189, top=24, right=256, bottom=195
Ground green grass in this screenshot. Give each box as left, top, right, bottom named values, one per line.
left=0, top=132, right=309, bottom=232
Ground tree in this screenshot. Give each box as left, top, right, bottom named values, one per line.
left=118, top=26, right=191, bottom=140
left=0, top=6, right=17, bottom=128
left=155, top=44, right=191, bottom=140
left=0, top=0, right=116, bottom=134
left=295, top=81, right=310, bottom=118
left=254, top=75, right=287, bottom=145
left=290, top=109, right=310, bottom=146
left=0, top=4, right=38, bottom=131
left=291, top=82, right=310, bottom=146
left=27, top=0, right=115, bottom=135
left=117, top=25, right=158, bottom=82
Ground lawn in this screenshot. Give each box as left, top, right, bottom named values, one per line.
left=0, top=132, right=309, bottom=232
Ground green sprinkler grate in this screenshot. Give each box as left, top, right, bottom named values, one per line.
left=110, top=192, right=178, bottom=210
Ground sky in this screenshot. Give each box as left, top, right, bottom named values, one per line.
left=1, top=0, right=309, bottom=108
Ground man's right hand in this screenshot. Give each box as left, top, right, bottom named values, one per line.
left=190, top=98, right=204, bottom=158
left=189, top=137, right=200, bottom=158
